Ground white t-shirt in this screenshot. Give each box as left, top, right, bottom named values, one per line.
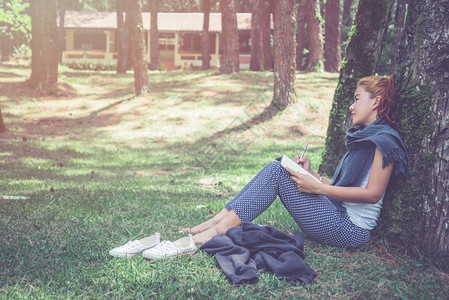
left=342, top=166, right=385, bottom=230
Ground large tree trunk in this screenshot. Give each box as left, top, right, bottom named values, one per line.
left=249, top=0, right=270, bottom=71
left=201, top=0, right=211, bottom=70
left=261, top=0, right=272, bottom=70
left=220, top=0, right=239, bottom=74
left=249, top=0, right=263, bottom=71
left=28, top=0, right=59, bottom=92
left=319, top=0, right=391, bottom=176
left=268, top=0, right=296, bottom=112
left=305, top=0, right=323, bottom=72
left=149, top=0, right=160, bottom=70
left=374, top=0, right=395, bottom=74
left=324, top=0, right=341, bottom=72
left=296, top=0, right=307, bottom=71
left=116, top=0, right=129, bottom=73
left=389, top=0, right=406, bottom=74
left=58, top=0, right=66, bottom=63
left=382, top=0, right=449, bottom=255
left=126, top=0, right=150, bottom=95
left=340, top=0, right=353, bottom=55
left=0, top=105, right=6, bottom=134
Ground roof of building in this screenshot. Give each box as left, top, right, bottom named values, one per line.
left=62, top=11, right=255, bottom=32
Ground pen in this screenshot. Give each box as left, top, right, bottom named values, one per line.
left=299, top=144, right=308, bottom=162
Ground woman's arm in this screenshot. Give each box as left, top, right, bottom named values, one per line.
left=289, top=147, right=394, bottom=204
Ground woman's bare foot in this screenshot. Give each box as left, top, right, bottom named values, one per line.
left=193, top=226, right=220, bottom=244
left=180, top=208, right=229, bottom=234
left=193, top=209, right=242, bottom=244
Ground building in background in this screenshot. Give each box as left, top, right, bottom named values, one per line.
left=60, top=11, right=265, bottom=70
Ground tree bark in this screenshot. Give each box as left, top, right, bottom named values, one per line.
left=374, top=0, right=395, bottom=74
left=269, top=0, right=296, bottom=111
left=324, top=0, right=341, bottom=72
left=28, top=0, right=59, bottom=92
left=149, top=0, right=160, bottom=70
left=296, top=0, right=307, bottom=71
left=116, top=0, right=130, bottom=73
left=319, top=0, right=390, bottom=176
left=389, top=0, right=406, bottom=74
left=0, top=105, right=6, bottom=133
left=220, top=0, right=239, bottom=74
left=0, top=35, right=14, bottom=62
left=261, top=0, right=272, bottom=70
left=250, top=0, right=263, bottom=71
left=305, top=0, right=323, bottom=72
left=340, top=0, right=353, bottom=50
left=126, top=0, right=150, bottom=95
left=58, top=0, right=66, bottom=63
left=250, top=0, right=270, bottom=71
left=202, top=0, right=211, bottom=70
left=382, top=0, right=449, bottom=255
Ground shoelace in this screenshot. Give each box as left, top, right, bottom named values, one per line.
left=153, top=241, right=177, bottom=253
left=120, top=240, right=141, bottom=251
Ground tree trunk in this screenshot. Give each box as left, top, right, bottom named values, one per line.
left=269, top=0, right=296, bottom=111
left=0, top=35, right=14, bottom=62
left=126, top=0, right=150, bottom=95
left=250, top=0, right=263, bottom=71
left=28, top=0, right=59, bottom=92
left=220, top=0, right=239, bottom=74
left=382, top=0, right=449, bottom=255
left=261, top=0, right=272, bottom=70
left=340, top=0, right=353, bottom=50
left=250, top=0, right=270, bottom=71
left=324, top=0, right=341, bottom=72
left=0, top=105, right=6, bottom=133
left=296, top=0, right=307, bottom=71
left=202, top=0, right=211, bottom=70
left=149, top=0, right=160, bottom=70
left=319, top=0, right=390, bottom=176
left=374, top=0, right=395, bottom=74
left=305, top=0, right=323, bottom=72
left=389, top=0, right=406, bottom=74
left=116, top=0, right=130, bottom=73
left=58, top=0, right=66, bottom=63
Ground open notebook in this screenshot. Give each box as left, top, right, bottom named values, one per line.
left=279, top=155, right=321, bottom=183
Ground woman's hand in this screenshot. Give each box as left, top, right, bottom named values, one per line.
left=294, top=155, right=311, bottom=172
left=286, top=167, right=322, bottom=194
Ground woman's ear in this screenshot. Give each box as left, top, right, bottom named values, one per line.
left=372, top=96, right=381, bottom=110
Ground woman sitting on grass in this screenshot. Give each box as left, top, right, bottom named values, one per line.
left=182, top=75, right=411, bottom=246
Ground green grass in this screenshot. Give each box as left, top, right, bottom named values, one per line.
left=1, top=63, right=448, bottom=299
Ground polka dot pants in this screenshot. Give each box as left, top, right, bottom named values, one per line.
left=225, top=161, right=371, bottom=248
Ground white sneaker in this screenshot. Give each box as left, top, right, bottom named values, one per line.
left=142, top=234, right=197, bottom=260
left=109, top=232, right=161, bottom=258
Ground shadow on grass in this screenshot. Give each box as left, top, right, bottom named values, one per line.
left=0, top=71, right=21, bottom=78
left=0, top=81, right=78, bottom=100
left=3, top=96, right=136, bottom=139
left=0, top=62, right=30, bottom=69
left=182, top=103, right=283, bottom=155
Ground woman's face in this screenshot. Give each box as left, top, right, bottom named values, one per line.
left=349, top=86, right=378, bottom=127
